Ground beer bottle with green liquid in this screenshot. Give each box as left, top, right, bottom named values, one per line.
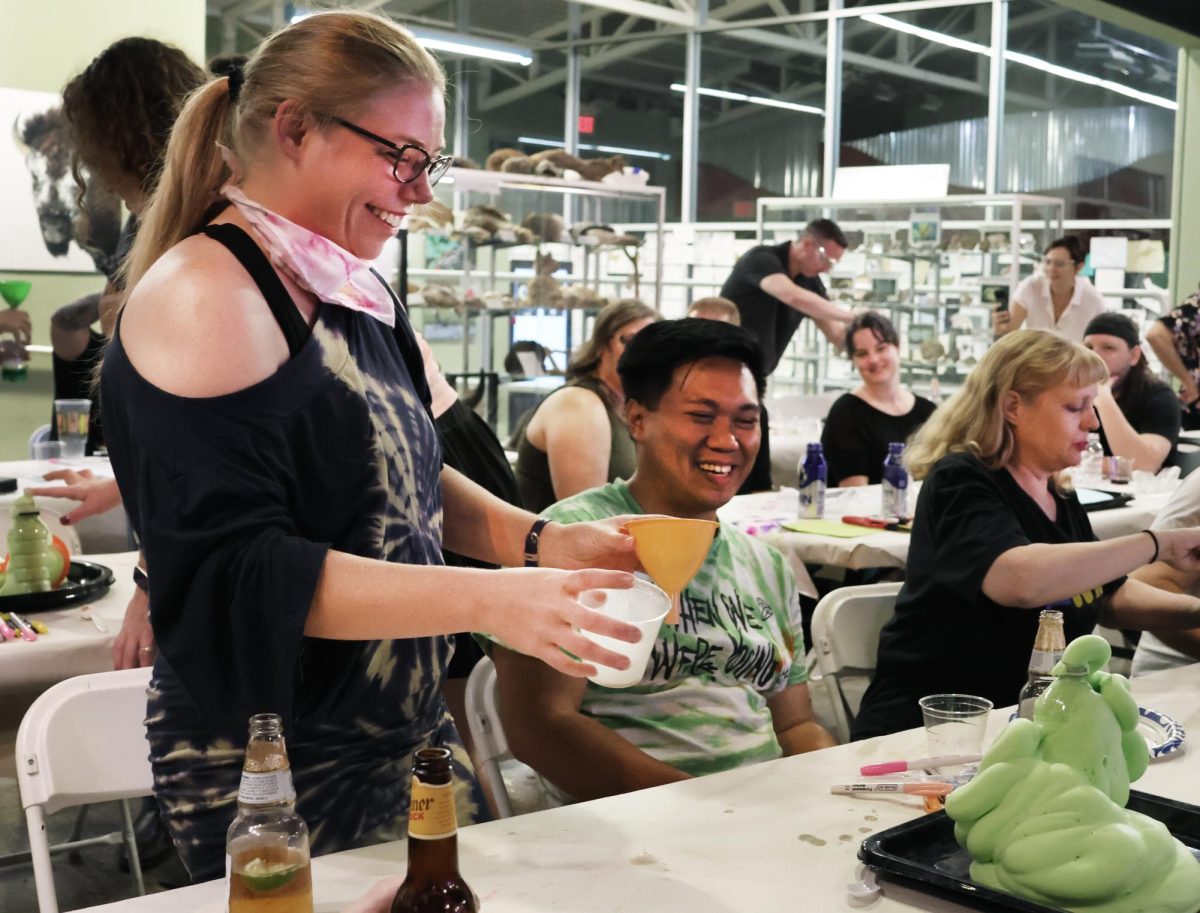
left=226, top=714, right=313, bottom=913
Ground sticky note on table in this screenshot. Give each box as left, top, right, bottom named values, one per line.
left=782, top=519, right=880, bottom=538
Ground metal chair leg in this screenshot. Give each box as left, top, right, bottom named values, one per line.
left=118, top=799, right=146, bottom=896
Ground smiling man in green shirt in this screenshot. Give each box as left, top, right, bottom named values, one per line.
left=493, top=319, right=835, bottom=803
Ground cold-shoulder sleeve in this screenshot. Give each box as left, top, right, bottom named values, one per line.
left=103, top=336, right=381, bottom=731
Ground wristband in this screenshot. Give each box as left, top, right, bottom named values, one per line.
left=524, top=518, right=552, bottom=567
left=1143, top=529, right=1159, bottom=564
left=133, top=565, right=149, bottom=593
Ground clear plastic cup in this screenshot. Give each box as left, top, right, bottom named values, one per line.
left=32, top=439, right=63, bottom=462
left=1109, top=456, right=1135, bottom=485
left=54, top=398, right=91, bottom=459
left=578, top=577, right=670, bottom=688
left=919, top=693, right=993, bottom=756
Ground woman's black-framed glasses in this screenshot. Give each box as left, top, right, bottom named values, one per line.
left=329, top=116, right=453, bottom=186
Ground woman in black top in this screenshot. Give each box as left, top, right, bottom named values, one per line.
left=821, top=312, right=937, bottom=486
left=101, top=12, right=640, bottom=880
left=852, top=330, right=1200, bottom=740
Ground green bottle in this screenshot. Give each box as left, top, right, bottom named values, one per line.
left=0, top=493, right=52, bottom=596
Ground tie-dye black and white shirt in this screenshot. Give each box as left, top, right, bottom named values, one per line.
left=103, top=275, right=483, bottom=878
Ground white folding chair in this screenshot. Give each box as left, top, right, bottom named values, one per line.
left=16, top=667, right=155, bottom=913
left=810, top=582, right=902, bottom=743
left=463, top=656, right=515, bottom=819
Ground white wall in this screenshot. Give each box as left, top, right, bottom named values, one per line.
left=0, top=0, right=205, bottom=458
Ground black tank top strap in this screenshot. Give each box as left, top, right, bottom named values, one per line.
left=369, top=267, right=433, bottom=414
left=199, top=223, right=311, bottom=358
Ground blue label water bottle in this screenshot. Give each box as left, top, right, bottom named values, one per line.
left=798, top=443, right=827, bottom=519
left=881, top=442, right=909, bottom=518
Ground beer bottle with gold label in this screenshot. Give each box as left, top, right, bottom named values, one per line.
left=391, top=747, right=477, bottom=913
left=226, top=713, right=313, bottom=913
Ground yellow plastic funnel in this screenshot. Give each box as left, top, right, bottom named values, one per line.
left=626, top=517, right=718, bottom=624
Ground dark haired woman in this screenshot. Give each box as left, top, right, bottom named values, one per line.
left=994, top=235, right=1105, bottom=342
left=820, top=312, right=936, bottom=486
left=514, top=299, right=659, bottom=511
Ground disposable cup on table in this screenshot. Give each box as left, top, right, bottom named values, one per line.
left=31, top=439, right=63, bottom=462
left=1108, top=455, right=1135, bottom=485
left=577, top=577, right=670, bottom=688
left=919, top=693, right=992, bottom=756
left=54, top=398, right=91, bottom=459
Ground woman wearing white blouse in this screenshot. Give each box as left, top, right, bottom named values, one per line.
left=994, top=236, right=1107, bottom=342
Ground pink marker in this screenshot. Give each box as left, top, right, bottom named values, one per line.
left=3, top=612, right=37, bottom=642
left=860, top=754, right=981, bottom=776
left=0, top=616, right=14, bottom=641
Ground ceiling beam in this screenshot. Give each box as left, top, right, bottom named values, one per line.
left=722, top=26, right=1045, bottom=107
left=478, top=31, right=663, bottom=110
left=567, top=0, right=697, bottom=28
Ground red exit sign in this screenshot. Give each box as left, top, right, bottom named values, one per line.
left=578, top=115, right=595, bottom=134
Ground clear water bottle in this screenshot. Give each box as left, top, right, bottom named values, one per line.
left=798, top=443, right=826, bottom=519
left=881, top=442, right=909, bottom=518
left=1081, top=433, right=1103, bottom=478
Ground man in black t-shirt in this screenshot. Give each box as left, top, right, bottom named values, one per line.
left=1084, top=312, right=1180, bottom=473
left=720, top=218, right=856, bottom=491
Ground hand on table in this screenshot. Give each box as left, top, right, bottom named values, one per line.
left=112, top=587, right=154, bottom=669
left=27, top=470, right=122, bottom=525
left=0, top=308, right=32, bottom=344
left=485, top=566, right=640, bottom=678
left=537, top=516, right=639, bottom=573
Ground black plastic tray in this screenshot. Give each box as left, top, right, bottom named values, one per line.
left=1081, top=490, right=1135, bottom=512
left=859, top=790, right=1200, bottom=913
left=0, top=560, right=114, bottom=614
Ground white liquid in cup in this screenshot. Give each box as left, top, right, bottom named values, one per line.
left=578, top=578, right=670, bottom=688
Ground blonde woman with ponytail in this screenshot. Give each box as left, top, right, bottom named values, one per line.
left=101, top=11, right=642, bottom=878
left=852, top=330, right=1200, bottom=740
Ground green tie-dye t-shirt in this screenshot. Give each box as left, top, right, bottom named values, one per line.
left=545, top=481, right=808, bottom=777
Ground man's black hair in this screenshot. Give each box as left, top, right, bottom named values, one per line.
left=618, top=318, right=767, bottom=410
left=805, top=217, right=848, bottom=250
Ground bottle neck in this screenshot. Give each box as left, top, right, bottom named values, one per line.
left=1027, top=649, right=1060, bottom=676
left=237, top=767, right=297, bottom=808
left=406, top=831, right=463, bottom=879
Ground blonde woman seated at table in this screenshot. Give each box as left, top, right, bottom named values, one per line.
left=993, top=235, right=1105, bottom=341
left=852, top=330, right=1200, bottom=740
left=513, top=299, right=659, bottom=512
left=820, top=311, right=936, bottom=487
